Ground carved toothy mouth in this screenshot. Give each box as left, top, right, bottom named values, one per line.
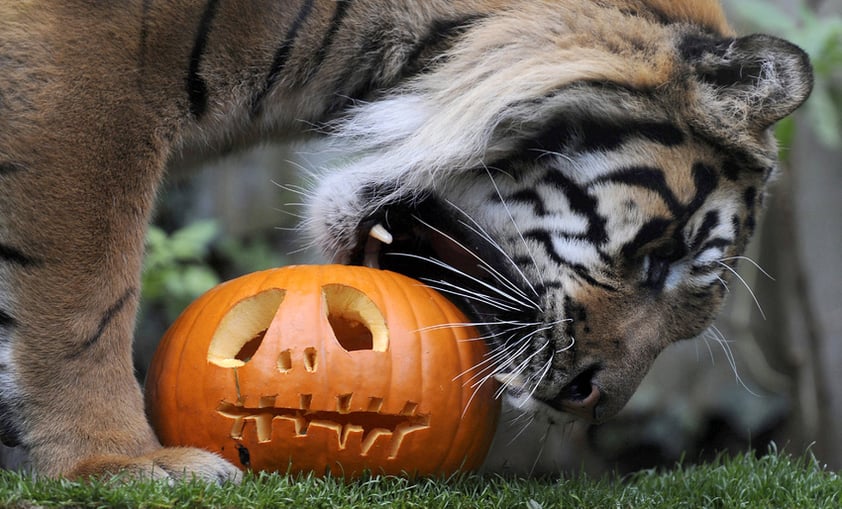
left=217, top=394, right=430, bottom=459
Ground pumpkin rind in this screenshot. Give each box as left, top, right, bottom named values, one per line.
left=145, top=265, right=499, bottom=477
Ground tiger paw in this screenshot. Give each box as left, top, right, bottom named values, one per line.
left=68, top=447, right=242, bottom=484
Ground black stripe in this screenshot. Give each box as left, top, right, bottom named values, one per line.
left=745, top=214, right=756, bottom=236
left=731, top=214, right=741, bottom=238
left=595, top=163, right=718, bottom=221
left=690, top=210, right=720, bottom=252
left=137, top=0, right=152, bottom=91
left=533, top=280, right=563, bottom=295
left=0, top=400, right=22, bottom=447
left=0, top=243, right=42, bottom=268
left=591, top=167, right=684, bottom=216
left=250, top=0, right=315, bottom=116
left=0, top=162, right=26, bottom=175
left=501, top=189, right=548, bottom=217
left=721, top=156, right=741, bottom=181
left=687, top=163, right=719, bottom=213
left=644, top=7, right=678, bottom=27
left=186, top=0, right=221, bottom=118
left=527, top=118, right=684, bottom=158
left=743, top=187, right=757, bottom=208
left=324, top=33, right=383, bottom=115
left=524, top=230, right=616, bottom=291
left=575, top=119, right=685, bottom=152
left=620, top=218, right=671, bottom=259
left=69, top=288, right=136, bottom=359
left=303, top=0, right=353, bottom=84
left=698, top=237, right=731, bottom=253
left=325, top=15, right=484, bottom=116
left=400, top=15, right=485, bottom=78
left=543, top=171, right=608, bottom=245
left=0, top=308, right=16, bottom=329
left=323, top=16, right=485, bottom=116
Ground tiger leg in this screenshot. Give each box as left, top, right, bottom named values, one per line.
left=0, top=124, right=239, bottom=483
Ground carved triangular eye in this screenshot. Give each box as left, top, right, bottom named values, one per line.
left=207, top=288, right=286, bottom=367
left=322, top=284, right=388, bottom=352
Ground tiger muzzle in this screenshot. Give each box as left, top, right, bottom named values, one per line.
left=543, top=366, right=602, bottom=423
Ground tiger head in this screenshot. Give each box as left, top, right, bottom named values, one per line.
left=307, top=2, right=812, bottom=424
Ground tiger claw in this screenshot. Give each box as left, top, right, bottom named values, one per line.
left=364, top=223, right=393, bottom=268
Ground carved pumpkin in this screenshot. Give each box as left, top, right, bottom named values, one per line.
left=145, top=265, right=499, bottom=477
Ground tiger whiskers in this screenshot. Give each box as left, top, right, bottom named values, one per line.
left=402, top=212, right=542, bottom=311
left=508, top=343, right=552, bottom=404
left=714, top=274, right=730, bottom=293
left=417, top=319, right=541, bottom=337
left=275, top=175, right=328, bottom=256
left=444, top=199, right=543, bottom=306
left=700, top=325, right=760, bottom=397
left=530, top=148, right=576, bottom=165
left=389, top=250, right=536, bottom=313
left=418, top=274, right=526, bottom=313
left=507, top=414, right=537, bottom=446
left=459, top=333, right=534, bottom=417
left=716, top=260, right=766, bottom=319
left=471, top=335, right=537, bottom=393
left=378, top=208, right=567, bottom=418
left=719, top=255, right=775, bottom=281
left=483, top=165, right=546, bottom=289
left=529, top=420, right=555, bottom=477
left=485, top=332, right=553, bottom=406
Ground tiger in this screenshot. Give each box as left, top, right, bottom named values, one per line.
left=0, top=0, right=811, bottom=481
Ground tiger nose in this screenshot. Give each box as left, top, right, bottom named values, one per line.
left=550, top=367, right=602, bottom=423
left=558, top=384, right=601, bottom=422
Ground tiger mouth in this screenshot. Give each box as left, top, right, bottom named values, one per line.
left=348, top=197, right=504, bottom=310
left=349, top=199, right=605, bottom=423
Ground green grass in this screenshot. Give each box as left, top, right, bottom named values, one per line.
left=1, top=450, right=839, bottom=508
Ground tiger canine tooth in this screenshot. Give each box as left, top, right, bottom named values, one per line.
left=363, top=223, right=392, bottom=268
left=368, top=223, right=393, bottom=245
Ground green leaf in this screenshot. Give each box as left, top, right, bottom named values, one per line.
left=169, top=220, right=219, bottom=259
left=806, top=82, right=842, bottom=147
left=217, top=236, right=288, bottom=273
left=774, top=117, right=796, bottom=162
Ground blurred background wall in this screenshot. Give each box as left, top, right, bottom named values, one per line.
left=2, top=0, right=840, bottom=474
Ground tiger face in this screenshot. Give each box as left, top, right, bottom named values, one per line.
left=308, top=23, right=812, bottom=424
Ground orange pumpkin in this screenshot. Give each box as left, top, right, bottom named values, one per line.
left=145, top=265, right=499, bottom=477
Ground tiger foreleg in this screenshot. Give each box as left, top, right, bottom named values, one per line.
left=0, top=133, right=239, bottom=483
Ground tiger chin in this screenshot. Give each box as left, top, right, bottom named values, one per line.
left=0, top=0, right=811, bottom=481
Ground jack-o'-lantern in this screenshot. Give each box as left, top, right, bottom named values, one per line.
left=145, top=265, right=499, bottom=477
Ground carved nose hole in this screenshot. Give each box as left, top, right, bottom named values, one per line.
left=322, top=284, right=388, bottom=352
left=277, top=349, right=292, bottom=372
left=304, top=347, right=318, bottom=372
left=208, top=288, right=285, bottom=368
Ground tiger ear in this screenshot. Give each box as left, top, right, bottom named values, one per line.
left=680, top=33, right=813, bottom=132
